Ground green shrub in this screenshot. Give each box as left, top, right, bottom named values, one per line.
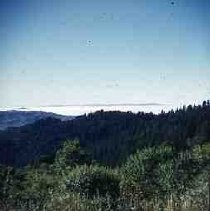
left=65, top=164, right=120, bottom=199
left=54, top=139, right=92, bottom=174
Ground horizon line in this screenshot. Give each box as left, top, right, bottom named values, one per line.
left=40, top=103, right=166, bottom=107
left=0, top=103, right=169, bottom=110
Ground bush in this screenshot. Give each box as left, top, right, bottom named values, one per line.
left=65, top=164, right=120, bottom=199
left=54, top=139, right=92, bottom=174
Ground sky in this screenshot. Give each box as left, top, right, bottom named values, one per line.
left=0, top=0, right=210, bottom=110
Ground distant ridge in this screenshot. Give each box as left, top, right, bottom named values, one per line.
left=0, top=110, right=74, bottom=130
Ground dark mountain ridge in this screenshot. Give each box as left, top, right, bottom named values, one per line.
left=0, top=101, right=210, bottom=167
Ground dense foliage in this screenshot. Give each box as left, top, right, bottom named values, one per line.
left=0, top=101, right=210, bottom=167
left=0, top=140, right=209, bottom=210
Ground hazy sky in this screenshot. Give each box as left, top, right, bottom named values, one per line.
left=0, top=0, right=210, bottom=108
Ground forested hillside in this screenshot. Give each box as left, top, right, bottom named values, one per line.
left=0, top=101, right=210, bottom=167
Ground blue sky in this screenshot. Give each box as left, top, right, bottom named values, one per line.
left=0, top=0, right=210, bottom=108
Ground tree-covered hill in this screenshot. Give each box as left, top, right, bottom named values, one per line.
left=0, top=101, right=210, bottom=167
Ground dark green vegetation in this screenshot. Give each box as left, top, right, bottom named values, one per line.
left=0, top=101, right=210, bottom=210
left=0, top=140, right=209, bottom=210
left=0, top=101, right=210, bottom=166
